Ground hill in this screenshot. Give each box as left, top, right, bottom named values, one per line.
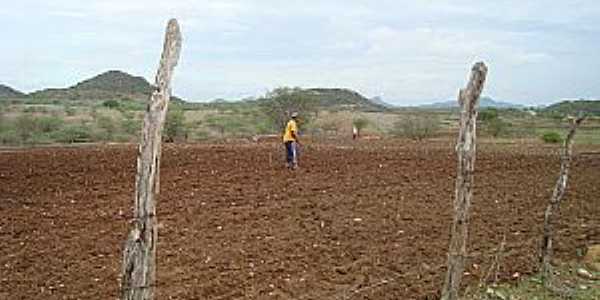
left=542, top=100, right=600, bottom=116
left=419, top=96, right=523, bottom=109
left=369, top=96, right=395, bottom=108
left=28, top=70, right=185, bottom=102
left=306, top=88, right=388, bottom=111
left=0, top=84, right=26, bottom=98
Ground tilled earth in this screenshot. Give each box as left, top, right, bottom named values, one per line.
left=1, top=140, right=599, bottom=299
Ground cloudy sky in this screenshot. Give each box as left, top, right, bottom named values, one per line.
left=1, top=1, right=599, bottom=105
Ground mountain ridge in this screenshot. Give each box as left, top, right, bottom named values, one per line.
left=418, top=96, right=524, bottom=109
left=0, top=84, right=26, bottom=98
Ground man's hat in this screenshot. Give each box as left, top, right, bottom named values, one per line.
left=291, top=112, right=298, bottom=118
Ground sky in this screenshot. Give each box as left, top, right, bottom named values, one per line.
left=1, top=1, right=599, bottom=106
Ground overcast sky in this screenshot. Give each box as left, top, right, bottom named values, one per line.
left=1, top=1, right=599, bottom=105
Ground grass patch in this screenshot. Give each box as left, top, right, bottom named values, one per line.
left=466, top=263, right=599, bottom=300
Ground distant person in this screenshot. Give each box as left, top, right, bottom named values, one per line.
left=352, top=125, right=358, bottom=140
left=283, top=112, right=300, bottom=169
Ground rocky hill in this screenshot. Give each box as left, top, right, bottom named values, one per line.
left=542, top=100, right=600, bottom=116
left=305, top=88, right=388, bottom=111
left=28, top=70, right=184, bottom=102
left=0, top=84, right=26, bottom=98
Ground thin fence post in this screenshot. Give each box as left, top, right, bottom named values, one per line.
left=540, top=116, right=585, bottom=285
left=120, top=19, right=182, bottom=300
left=441, top=62, right=488, bottom=300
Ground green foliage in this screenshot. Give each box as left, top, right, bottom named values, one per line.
left=258, top=87, right=319, bottom=131
left=478, top=108, right=511, bottom=138
left=164, top=106, right=188, bottom=142
left=0, top=129, right=19, bottom=144
left=64, top=105, right=77, bottom=116
left=53, top=123, right=92, bottom=143
left=543, top=100, right=600, bottom=117
left=116, top=99, right=146, bottom=111
left=37, top=116, right=64, bottom=133
left=541, top=131, right=563, bottom=143
left=121, top=112, right=140, bottom=136
left=391, top=115, right=440, bottom=140
left=95, top=115, right=117, bottom=141
left=486, top=118, right=510, bottom=138
left=204, top=114, right=249, bottom=137
left=478, top=108, right=499, bottom=121
left=352, top=118, right=369, bottom=135
left=1, top=114, right=68, bottom=144
left=102, top=100, right=120, bottom=109
left=15, top=114, right=38, bottom=141
left=23, top=105, right=49, bottom=113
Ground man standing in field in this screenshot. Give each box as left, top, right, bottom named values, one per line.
left=283, top=112, right=300, bottom=169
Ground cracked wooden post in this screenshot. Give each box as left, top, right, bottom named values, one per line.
left=120, top=19, right=182, bottom=300
left=441, top=62, right=487, bottom=300
left=540, top=116, right=584, bottom=285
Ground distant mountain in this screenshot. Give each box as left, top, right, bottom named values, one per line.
left=419, top=97, right=523, bottom=109
left=28, top=70, right=185, bottom=102
left=369, top=96, right=395, bottom=108
left=0, top=84, right=26, bottom=98
left=542, top=99, right=600, bottom=116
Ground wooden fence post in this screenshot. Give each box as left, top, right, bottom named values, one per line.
left=120, top=19, right=182, bottom=300
left=540, top=116, right=584, bottom=284
left=441, top=62, right=488, bottom=300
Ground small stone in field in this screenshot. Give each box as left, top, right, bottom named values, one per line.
left=576, top=268, right=594, bottom=280
left=353, top=218, right=362, bottom=222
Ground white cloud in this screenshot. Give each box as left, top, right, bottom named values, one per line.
left=2, top=0, right=600, bottom=104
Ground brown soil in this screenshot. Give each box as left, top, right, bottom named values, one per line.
left=1, top=140, right=599, bottom=299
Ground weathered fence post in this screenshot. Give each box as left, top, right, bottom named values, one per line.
left=540, top=116, right=584, bottom=284
left=120, top=19, right=182, bottom=300
left=441, top=62, right=488, bottom=300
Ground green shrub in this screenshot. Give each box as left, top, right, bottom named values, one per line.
left=486, top=118, right=510, bottom=138
left=391, top=115, right=439, bottom=140
left=54, top=123, right=93, bottom=143
left=15, top=114, right=38, bottom=141
left=0, top=129, right=19, bottom=145
left=102, top=100, right=120, bottom=109
left=164, top=107, right=188, bottom=142
left=478, top=108, right=499, bottom=121
left=37, top=116, right=64, bottom=133
left=352, top=118, right=369, bottom=136
left=95, top=115, right=117, bottom=141
left=64, top=105, right=77, bottom=116
left=121, top=112, right=140, bottom=136
left=541, top=131, right=563, bottom=143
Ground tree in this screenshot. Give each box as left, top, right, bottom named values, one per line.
left=487, top=117, right=509, bottom=138
left=478, top=108, right=498, bottom=121
left=164, top=106, right=187, bottom=142
left=96, top=115, right=116, bottom=141
left=259, top=87, right=318, bottom=132
left=352, top=118, right=369, bottom=137
left=479, top=108, right=509, bottom=138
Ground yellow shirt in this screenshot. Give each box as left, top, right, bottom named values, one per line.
left=283, top=119, right=298, bottom=142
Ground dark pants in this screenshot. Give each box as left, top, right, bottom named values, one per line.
left=285, top=141, right=297, bottom=168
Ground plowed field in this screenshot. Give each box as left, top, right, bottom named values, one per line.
left=1, top=140, right=599, bottom=299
